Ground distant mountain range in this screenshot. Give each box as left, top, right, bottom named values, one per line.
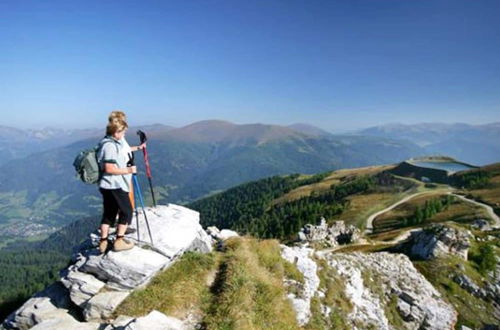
left=0, top=119, right=498, bottom=235
left=0, top=120, right=422, bottom=233
left=359, top=122, right=500, bottom=165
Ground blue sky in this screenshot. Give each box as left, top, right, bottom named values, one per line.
left=1, top=0, right=499, bottom=131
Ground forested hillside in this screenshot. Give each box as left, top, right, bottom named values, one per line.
left=0, top=216, right=100, bottom=320
left=189, top=169, right=416, bottom=240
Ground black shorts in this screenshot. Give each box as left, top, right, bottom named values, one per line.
left=99, top=188, right=133, bottom=226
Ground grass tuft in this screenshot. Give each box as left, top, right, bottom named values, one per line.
left=114, top=251, right=217, bottom=319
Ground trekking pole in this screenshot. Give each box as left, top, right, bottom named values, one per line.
left=128, top=152, right=154, bottom=244
left=137, top=130, right=157, bottom=207
left=127, top=153, right=141, bottom=241
left=132, top=175, right=154, bottom=245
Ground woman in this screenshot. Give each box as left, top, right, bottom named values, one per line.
left=97, top=117, right=144, bottom=253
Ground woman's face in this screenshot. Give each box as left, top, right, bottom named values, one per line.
left=113, top=128, right=127, bottom=140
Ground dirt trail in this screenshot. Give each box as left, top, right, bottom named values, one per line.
left=449, top=193, right=500, bottom=228
left=318, top=188, right=499, bottom=255
left=364, top=191, right=430, bottom=235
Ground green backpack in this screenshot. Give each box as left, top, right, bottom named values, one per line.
left=73, top=139, right=114, bottom=184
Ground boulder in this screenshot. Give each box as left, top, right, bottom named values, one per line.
left=83, top=291, right=130, bottom=321
left=126, top=204, right=212, bottom=257
left=80, top=246, right=170, bottom=290
left=206, top=226, right=239, bottom=241
left=406, top=224, right=472, bottom=260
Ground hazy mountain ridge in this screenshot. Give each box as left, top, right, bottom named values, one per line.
left=360, top=122, right=500, bottom=165
left=0, top=121, right=423, bottom=232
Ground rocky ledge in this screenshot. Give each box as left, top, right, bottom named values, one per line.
left=2, top=204, right=213, bottom=330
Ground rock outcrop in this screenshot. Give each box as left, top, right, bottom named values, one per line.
left=322, top=252, right=457, bottom=330
left=3, top=204, right=212, bottom=330
left=404, top=224, right=472, bottom=260
left=298, top=218, right=360, bottom=247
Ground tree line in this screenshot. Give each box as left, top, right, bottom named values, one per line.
left=190, top=173, right=380, bottom=241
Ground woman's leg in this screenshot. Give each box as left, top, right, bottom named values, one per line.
left=111, top=189, right=134, bottom=251
left=98, top=188, right=120, bottom=252
left=100, top=188, right=119, bottom=239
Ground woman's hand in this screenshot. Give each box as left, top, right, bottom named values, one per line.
left=132, top=143, right=147, bottom=152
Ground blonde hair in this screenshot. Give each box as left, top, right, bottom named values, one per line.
left=106, top=118, right=128, bottom=136
left=108, top=110, right=127, bottom=123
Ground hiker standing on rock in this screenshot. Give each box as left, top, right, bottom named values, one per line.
left=97, top=114, right=145, bottom=253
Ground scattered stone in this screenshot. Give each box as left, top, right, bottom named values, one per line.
left=471, top=219, right=492, bottom=232
left=405, top=224, right=472, bottom=260
left=83, top=290, right=130, bottom=321
left=453, top=274, right=487, bottom=299
left=206, top=226, right=239, bottom=241
left=323, top=252, right=457, bottom=330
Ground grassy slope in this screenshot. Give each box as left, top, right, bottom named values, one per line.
left=459, top=163, right=500, bottom=207
left=116, top=237, right=301, bottom=330
left=414, top=254, right=498, bottom=329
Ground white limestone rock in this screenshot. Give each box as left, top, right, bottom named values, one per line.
left=81, top=246, right=170, bottom=290
left=2, top=282, right=71, bottom=330
left=206, top=226, right=239, bottom=241
left=30, top=318, right=101, bottom=330
left=83, top=291, right=130, bottom=321
left=126, top=204, right=212, bottom=257
left=298, top=218, right=360, bottom=247
left=323, top=252, right=457, bottom=330
left=124, top=310, right=186, bottom=330
left=280, top=245, right=320, bottom=326
left=60, top=268, right=106, bottom=307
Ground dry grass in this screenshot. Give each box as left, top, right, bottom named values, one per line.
left=114, top=252, right=218, bottom=319
left=202, top=237, right=299, bottom=330
left=373, top=193, right=491, bottom=230
left=272, top=165, right=394, bottom=205
left=338, top=192, right=400, bottom=228
left=466, top=174, right=500, bottom=205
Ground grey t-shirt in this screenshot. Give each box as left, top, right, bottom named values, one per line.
left=97, top=136, right=132, bottom=192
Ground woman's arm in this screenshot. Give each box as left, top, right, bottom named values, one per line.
left=104, top=163, right=137, bottom=175
left=130, top=143, right=146, bottom=152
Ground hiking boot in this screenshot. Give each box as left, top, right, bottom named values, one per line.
left=113, top=237, right=134, bottom=252
left=125, top=227, right=136, bottom=235
left=98, top=238, right=109, bottom=254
